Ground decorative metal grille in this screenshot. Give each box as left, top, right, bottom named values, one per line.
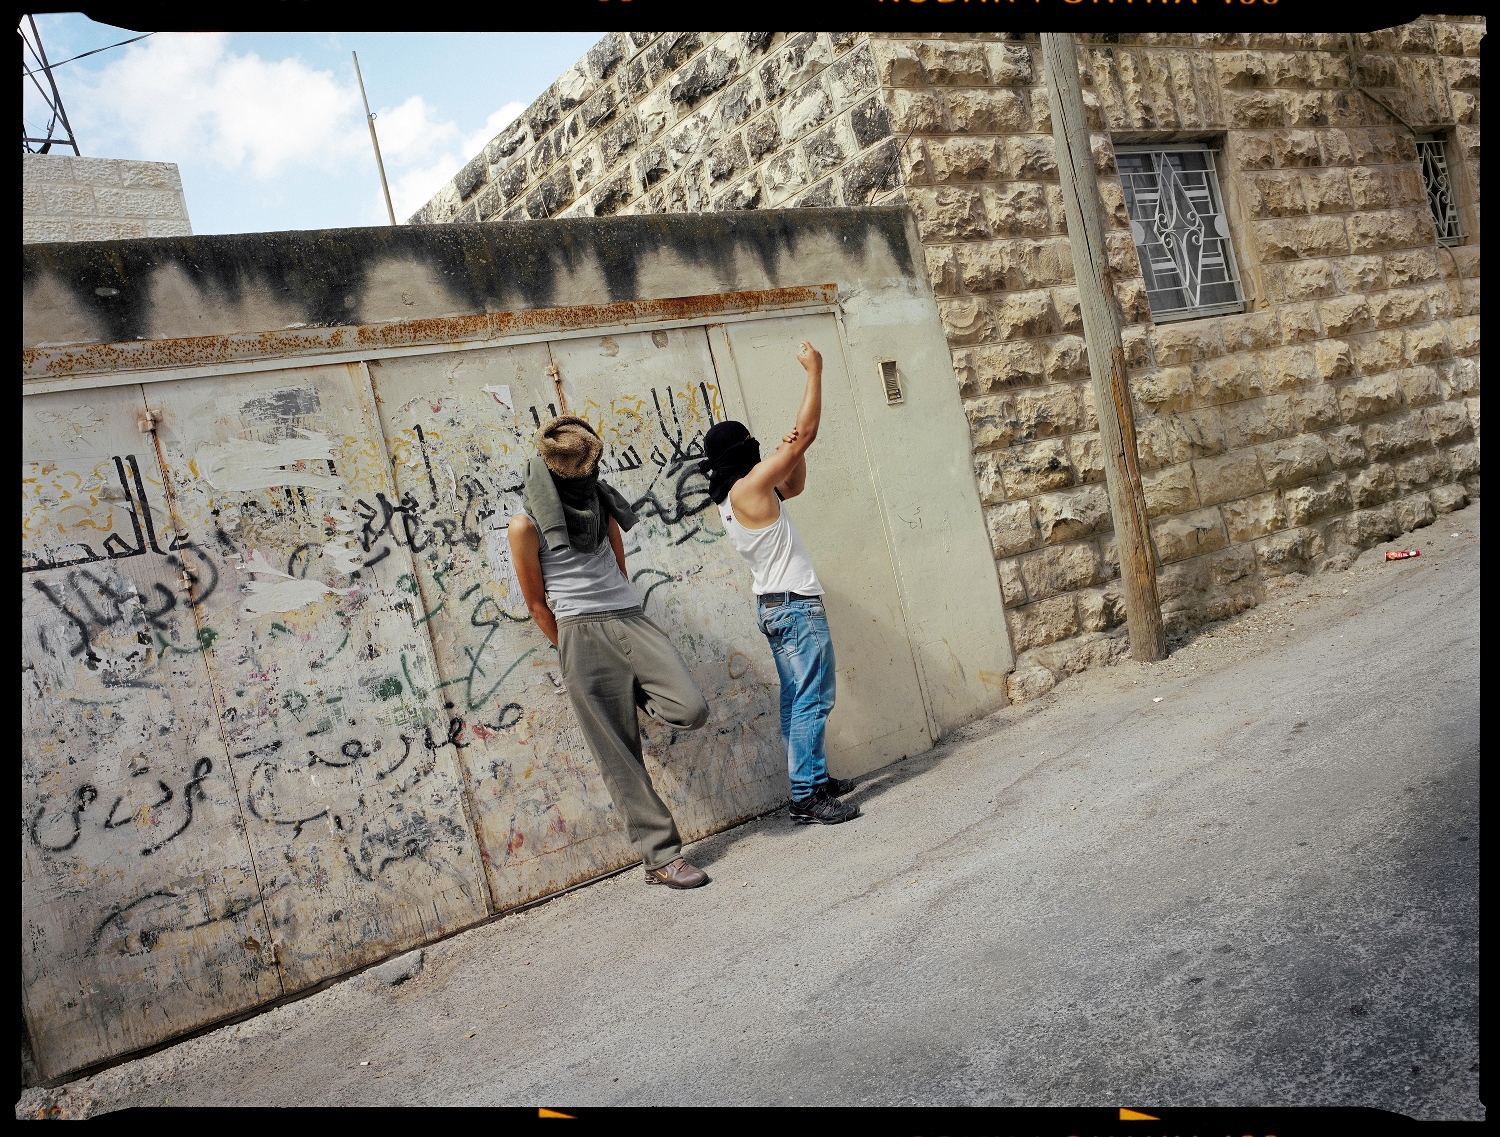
left=1117, top=145, right=1245, bottom=323
left=1416, top=136, right=1465, bottom=247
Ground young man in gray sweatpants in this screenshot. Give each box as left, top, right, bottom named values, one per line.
left=509, top=415, right=711, bottom=889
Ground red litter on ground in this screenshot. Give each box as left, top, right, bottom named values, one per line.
left=1385, top=549, right=1421, bottom=561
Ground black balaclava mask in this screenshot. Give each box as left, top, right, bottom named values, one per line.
left=699, top=420, right=762, bottom=505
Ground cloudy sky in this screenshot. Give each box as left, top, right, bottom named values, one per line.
left=23, top=17, right=603, bottom=234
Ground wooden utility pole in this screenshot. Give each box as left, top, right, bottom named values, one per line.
left=1040, top=33, right=1166, bottom=662
left=353, top=51, right=397, bottom=226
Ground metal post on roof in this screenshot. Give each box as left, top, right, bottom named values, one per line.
left=1040, top=32, right=1166, bottom=663
left=353, top=51, right=397, bottom=225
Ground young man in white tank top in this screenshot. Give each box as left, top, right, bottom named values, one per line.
left=700, top=342, right=860, bottom=826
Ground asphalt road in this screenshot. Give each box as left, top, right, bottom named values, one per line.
left=25, top=504, right=1481, bottom=1118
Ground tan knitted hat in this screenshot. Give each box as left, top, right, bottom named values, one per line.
left=536, top=415, right=603, bottom=479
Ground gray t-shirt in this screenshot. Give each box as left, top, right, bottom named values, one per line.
left=519, top=508, right=640, bottom=618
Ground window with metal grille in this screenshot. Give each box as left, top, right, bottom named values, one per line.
left=1416, top=134, right=1465, bottom=247
left=1116, top=143, right=1245, bottom=324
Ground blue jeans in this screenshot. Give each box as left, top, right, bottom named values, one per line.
left=756, top=596, right=836, bottom=802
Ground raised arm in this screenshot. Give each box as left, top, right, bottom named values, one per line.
left=738, top=342, right=822, bottom=500
left=508, top=513, right=559, bottom=647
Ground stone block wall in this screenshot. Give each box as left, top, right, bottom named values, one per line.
left=417, top=21, right=1481, bottom=704
left=22, top=154, right=193, bottom=243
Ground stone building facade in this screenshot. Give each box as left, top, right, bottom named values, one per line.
left=23, top=154, right=193, bottom=243
left=416, top=21, right=1482, bottom=703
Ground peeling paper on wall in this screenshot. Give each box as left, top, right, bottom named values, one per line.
left=322, top=543, right=365, bottom=576
left=195, top=430, right=343, bottom=492
left=239, top=547, right=348, bottom=615
left=481, top=384, right=513, bottom=412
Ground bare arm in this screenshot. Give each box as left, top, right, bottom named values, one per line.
left=607, top=515, right=627, bottom=576
left=732, top=342, right=822, bottom=519
left=508, top=513, right=559, bottom=647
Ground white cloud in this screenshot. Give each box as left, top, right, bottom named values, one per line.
left=65, top=33, right=529, bottom=227
left=70, top=33, right=365, bottom=178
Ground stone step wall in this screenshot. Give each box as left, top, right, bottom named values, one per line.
left=417, top=22, right=1482, bottom=705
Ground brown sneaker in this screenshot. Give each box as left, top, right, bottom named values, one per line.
left=644, top=858, right=709, bottom=889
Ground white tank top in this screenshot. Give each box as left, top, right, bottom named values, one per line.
left=717, top=495, right=824, bottom=598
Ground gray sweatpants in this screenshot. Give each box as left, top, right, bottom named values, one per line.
left=556, top=606, right=710, bottom=870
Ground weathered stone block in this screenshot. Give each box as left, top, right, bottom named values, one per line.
left=1447, top=441, right=1481, bottom=479
left=1446, top=315, right=1480, bottom=357
left=1151, top=507, right=1228, bottom=564
left=598, top=114, right=640, bottom=165
left=992, top=290, right=1058, bottom=341
left=940, top=297, right=996, bottom=346
left=720, top=78, right=765, bottom=128
left=841, top=139, right=901, bottom=205
left=916, top=41, right=989, bottom=85
left=910, top=186, right=990, bottom=242
left=1363, top=412, right=1432, bottom=460
left=1195, top=450, right=1266, bottom=505
left=1393, top=492, right=1437, bottom=533
left=849, top=97, right=892, bottom=149
left=966, top=394, right=1016, bottom=451
left=1333, top=255, right=1387, bottom=293
left=1351, top=330, right=1405, bottom=375
left=1318, top=295, right=1371, bottom=337
left=778, top=78, right=835, bottom=141
left=983, top=182, right=1052, bottom=238
left=1404, top=323, right=1451, bottom=363
left=1424, top=401, right=1473, bottom=446
left=1286, top=386, right=1342, bottom=433
left=1442, top=357, right=1480, bottom=399
left=1151, top=322, right=1224, bottom=368
left=1278, top=259, right=1337, bottom=298
left=590, top=171, right=634, bottom=216
left=1142, top=463, right=1199, bottom=518
left=999, top=439, right=1077, bottom=498
left=986, top=501, right=1037, bottom=558
left=1350, top=504, right=1404, bottom=549
left=1348, top=462, right=1397, bottom=508
left=1324, top=425, right=1367, bottom=468
left=1371, top=287, right=1429, bottom=328
left=1429, top=483, right=1469, bottom=513
left=928, top=137, right=998, bottom=184
left=984, top=42, right=1034, bottom=85
left=1042, top=335, right=1089, bottom=383
left=1348, top=209, right=1426, bottom=254
left=829, top=43, right=877, bottom=101
left=1249, top=172, right=1307, bottom=218
left=958, top=238, right=1072, bottom=295
left=1393, top=446, right=1449, bottom=495
left=1015, top=388, right=1082, bottom=441
left=952, top=342, right=1044, bottom=395
left=1005, top=657, right=1057, bottom=704
left=714, top=172, right=764, bottom=211
left=1222, top=490, right=1286, bottom=543
left=1078, top=582, right=1126, bottom=632
left=1053, top=286, right=1084, bottom=335
left=885, top=89, right=943, bottom=133
left=1279, top=302, right=1321, bottom=343
left=1019, top=541, right=1102, bottom=600
left=1397, top=366, right=1443, bottom=408
left=1384, top=248, right=1440, bottom=286
left=801, top=120, right=851, bottom=179
left=745, top=114, right=781, bottom=160
left=869, top=40, right=925, bottom=87
left=1253, top=527, right=1317, bottom=574
left=997, top=556, right=1028, bottom=607
left=944, top=88, right=1028, bottom=134
left=1221, top=398, right=1283, bottom=450
left=1283, top=476, right=1350, bottom=525
left=1336, top=373, right=1404, bottom=422
left=1258, top=434, right=1334, bottom=487
left=1302, top=168, right=1352, bottom=213
left=1221, top=313, right=1280, bottom=354
left=996, top=136, right=1059, bottom=182
left=1192, top=354, right=1264, bottom=405
left=924, top=246, right=957, bottom=298
left=1314, top=338, right=1354, bottom=381
left=1008, top=594, right=1079, bottom=652
left=1035, top=484, right=1112, bottom=544
left=1133, top=367, right=1195, bottom=413
left=1069, top=433, right=1106, bottom=485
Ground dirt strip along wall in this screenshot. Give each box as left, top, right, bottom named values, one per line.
left=21, top=209, right=1010, bottom=1081
left=416, top=21, right=1481, bottom=701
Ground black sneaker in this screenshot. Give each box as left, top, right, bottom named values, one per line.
left=789, top=787, right=861, bottom=825
left=824, top=776, right=856, bottom=797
